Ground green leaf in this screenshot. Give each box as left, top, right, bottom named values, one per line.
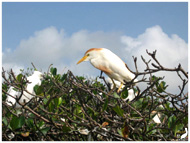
left=62, top=125, right=71, bottom=133
left=61, top=74, right=67, bottom=81
left=43, top=98, right=48, bottom=105
left=147, top=123, right=157, bottom=135
left=168, top=115, right=176, bottom=129
left=48, top=102, right=54, bottom=112
left=87, top=106, right=95, bottom=114
left=76, top=76, right=85, bottom=81
left=2, top=84, right=8, bottom=91
left=113, top=92, right=120, bottom=99
left=152, top=75, right=157, bottom=81
left=117, top=128, right=123, bottom=136
left=10, top=115, right=25, bottom=130
left=183, top=116, right=188, bottom=125
left=157, top=81, right=167, bottom=93
left=142, top=99, right=148, bottom=109
left=58, top=97, right=63, bottom=106
left=38, top=121, right=45, bottom=128
left=102, top=96, right=108, bottom=112
left=113, top=105, right=124, bottom=117
left=25, top=118, right=34, bottom=128
left=152, top=75, right=160, bottom=86
left=2, top=117, right=8, bottom=126
left=168, top=116, right=172, bottom=128
left=34, top=85, right=43, bottom=95
left=74, top=104, right=82, bottom=116
left=50, top=67, right=57, bottom=76
left=40, top=127, right=50, bottom=135
left=121, top=89, right=128, bottom=99
left=28, top=113, right=36, bottom=118
left=34, top=85, right=39, bottom=94
left=47, top=87, right=54, bottom=95
left=164, top=102, right=171, bottom=111
left=133, top=98, right=143, bottom=109
left=160, top=81, right=166, bottom=89
left=54, top=97, right=63, bottom=107
left=92, top=90, right=98, bottom=95
left=16, top=74, right=23, bottom=82
left=174, top=124, right=184, bottom=136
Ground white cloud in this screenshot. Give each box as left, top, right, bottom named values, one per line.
left=3, top=26, right=123, bottom=74
left=121, top=25, right=188, bottom=70
left=3, top=25, right=188, bottom=93
left=3, top=63, right=24, bottom=75
left=121, top=25, right=188, bottom=93
left=4, top=26, right=65, bottom=69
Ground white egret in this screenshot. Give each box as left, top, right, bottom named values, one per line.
left=151, top=111, right=161, bottom=124
left=6, top=71, right=43, bottom=108
left=152, top=114, right=161, bottom=124
left=77, top=48, right=137, bottom=93
left=181, top=128, right=187, bottom=140
left=107, top=78, right=137, bottom=101
left=6, top=86, right=20, bottom=107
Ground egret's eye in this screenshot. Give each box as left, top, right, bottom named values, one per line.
left=87, top=54, right=90, bottom=56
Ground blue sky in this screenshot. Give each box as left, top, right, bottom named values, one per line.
left=2, top=2, right=188, bottom=93
left=3, top=2, right=188, bottom=51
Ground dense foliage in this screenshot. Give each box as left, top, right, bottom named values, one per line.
left=2, top=50, right=188, bottom=141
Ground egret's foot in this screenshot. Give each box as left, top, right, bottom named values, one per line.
left=117, top=83, right=124, bottom=93
left=117, top=88, right=121, bottom=93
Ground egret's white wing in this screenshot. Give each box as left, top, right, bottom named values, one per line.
left=21, top=71, right=42, bottom=103
left=6, top=71, right=43, bottom=108
left=101, top=49, right=135, bottom=82
left=153, top=114, right=161, bottom=124
left=126, top=89, right=136, bottom=101
left=6, top=86, right=20, bottom=106
left=26, top=73, right=42, bottom=93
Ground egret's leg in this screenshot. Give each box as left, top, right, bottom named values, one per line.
left=99, top=71, right=103, bottom=78
left=108, top=79, right=116, bottom=94
left=111, top=78, right=116, bottom=89
left=117, top=83, right=124, bottom=93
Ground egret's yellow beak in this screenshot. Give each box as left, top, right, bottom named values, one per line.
left=77, top=55, right=88, bottom=64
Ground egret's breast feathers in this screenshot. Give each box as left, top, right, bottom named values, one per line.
left=102, top=51, right=136, bottom=82
left=96, top=65, right=112, bottom=75
left=90, top=58, right=112, bottom=74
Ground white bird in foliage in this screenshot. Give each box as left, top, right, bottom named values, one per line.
left=6, top=71, right=43, bottom=108
left=107, top=78, right=137, bottom=101
left=181, top=128, right=188, bottom=140
left=6, top=86, right=20, bottom=107
left=152, top=113, right=161, bottom=124
left=77, top=48, right=137, bottom=92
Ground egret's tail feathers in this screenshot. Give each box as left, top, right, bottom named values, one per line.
left=133, top=78, right=138, bottom=86
left=134, top=78, right=138, bottom=83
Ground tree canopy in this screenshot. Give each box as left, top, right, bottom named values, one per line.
left=2, top=50, right=188, bottom=141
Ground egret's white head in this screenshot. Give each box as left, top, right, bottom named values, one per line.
left=77, top=48, right=103, bottom=64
